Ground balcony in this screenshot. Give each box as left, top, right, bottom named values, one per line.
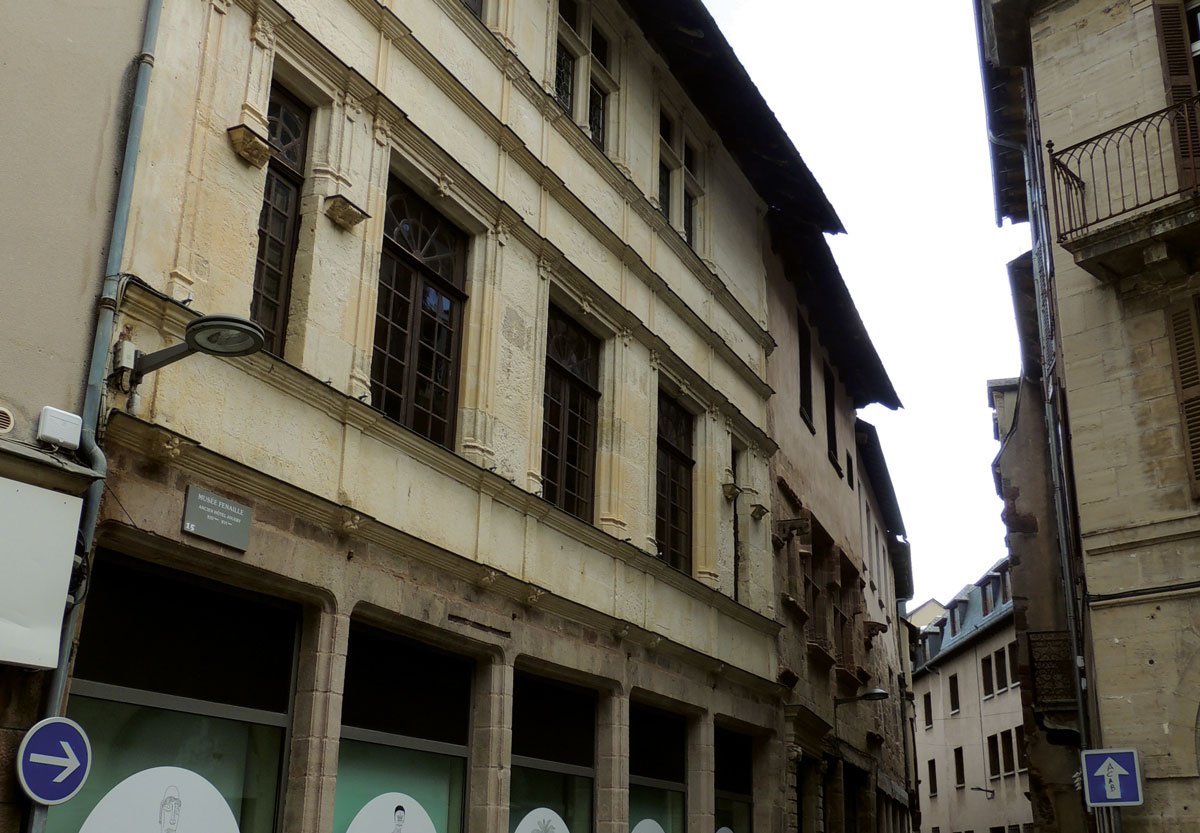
left=1049, top=92, right=1200, bottom=280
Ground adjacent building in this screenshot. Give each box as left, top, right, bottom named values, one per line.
left=3, top=0, right=915, bottom=832
left=912, top=559, right=1033, bottom=833
left=975, top=0, right=1200, bottom=829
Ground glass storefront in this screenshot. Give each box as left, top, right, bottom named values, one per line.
left=47, top=552, right=297, bottom=833
left=333, top=624, right=473, bottom=833
left=628, top=702, right=686, bottom=833
left=508, top=672, right=596, bottom=833
left=714, top=726, right=754, bottom=833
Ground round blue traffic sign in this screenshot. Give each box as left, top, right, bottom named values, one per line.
left=16, top=717, right=92, bottom=805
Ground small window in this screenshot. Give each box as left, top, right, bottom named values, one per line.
left=655, top=391, right=694, bottom=573
left=824, top=363, right=839, bottom=471
left=684, top=189, right=698, bottom=246
left=590, top=27, right=610, bottom=69
left=559, top=0, right=579, bottom=29
left=1000, top=729, right=1015, bottom=775
left=554, top=41, right=575, bottom=110
left=923, top=691, right=933, bottom=728
left=660, top=109, right=674, bottom=143
left=1016, top=724, right=1028, bottom=771
left=541, top=305, right=601, bottom=521
left=994, top=647, right=1009, bottom=691
left=987, top=734, right=1000, bottom=779
left=1009, top=640, right=1019, bottom=685
left=982, top=580, right=994, bottom=615
left=927, top=759, right=938, bottom=797
left=982, top=655, right=994, bottom=697
left=949, top=673, right=960, bottom=714
left=954, top=747, right=965, bottom=788
left=658, top=162, right=672, bottom=218
left=555, top=2, right=617, bottom=151
left=846, top=452, right=854, bottom=489
left=949, top=605, right=959, bottom=637
left=797, top=314, right=813, bottom=427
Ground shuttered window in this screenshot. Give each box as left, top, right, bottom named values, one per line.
left=1155, top=2, right=1200, bottom=169
left=1168, top=297, right=1200, bottom=497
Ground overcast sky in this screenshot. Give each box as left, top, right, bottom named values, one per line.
left=699, top=0, right=1033, bottom=607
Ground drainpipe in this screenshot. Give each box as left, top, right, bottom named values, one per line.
left=24, top=0, right=162, bottom=830
left=893, top=599, right=913, bottom=826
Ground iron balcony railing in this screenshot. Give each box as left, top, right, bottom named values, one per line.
left=1049, top=91, right=1200, bottom=242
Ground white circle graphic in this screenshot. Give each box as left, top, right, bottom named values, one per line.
left=632, top=819, right=667, bottom=833
left=78, top=766, right=238, bottom=833
left=346, top=792, right=439, bottom=833
left=514, top=807, right=570, bottom=833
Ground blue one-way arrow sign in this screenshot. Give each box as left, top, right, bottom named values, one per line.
left=1081, top=748, right=1142, bottom=807
left=17, top=717, right=92, bottom=805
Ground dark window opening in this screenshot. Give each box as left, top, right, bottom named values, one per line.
left=684, top=190, right=697, bottom=246
left=656, top=391, right=693, bottom=574
left=923, top=691, right=933, bottom=728
left=555, top=41, right=575, bottom=111
left=1000, top=729, right=1015, bottom=774
left=512, top=672, right=596, bottom=768
left=588, top=81, right=606, bottom=149
left=994, top=648, right=1009, bottom=690
left=954, top=747, right=965, bottom=787
left=824, top=363, right=839, bottom=471
left=658, top=162, right=672, bottom=218
left=591, top=26, right=609, bottom=69
left=715, top=726, right=753, bottom=797
left=461, top=0, right=483, bottom=18
left=987, top=733, right=1000, bottom=778
left=370, top=177, right=467, bottom=449
left=559, top=0, right=579, bottom=30
left=660, top=110, right=674, bottom=144
left=342, top=624, right=474, bottom=745
left=630, top=702, right=686, bottom=783
left=927, top=759, right=937, bottom=796
left=541, top=305, right=600, bottom=521
left=797, top=314, right=813, bottom=425
left=982, top=655, right=995, bottom=697
left=949, top=673, right=960, bottom=713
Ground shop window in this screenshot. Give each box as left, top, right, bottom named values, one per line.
left=630, top=703, right=686, bottom=833
left=541, top=305, right=601, bottom=521
left=715, top=726, right=753, bottom=833
left=370, top=176, right=467, bottom=449
left=334, top=625, right=473, bottom=833
left=252, top=84, right=310, bottom=355
left=655, top=391, right=694, bottom=573
left=49, top=553, right=297, bottom=833
left=510, top=672, right=595, bottom=833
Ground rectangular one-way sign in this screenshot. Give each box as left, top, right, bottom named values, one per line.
left=1082, top=748, right=1143, bottom=807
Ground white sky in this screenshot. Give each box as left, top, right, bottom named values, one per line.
left=699, top=0, right=1033, bottom=607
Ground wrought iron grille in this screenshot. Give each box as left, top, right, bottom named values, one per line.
left=1049, top=91, right=1200, bottom=242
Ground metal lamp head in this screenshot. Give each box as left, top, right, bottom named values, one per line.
left=130, top=314, right=266, bottom=386
left=184, top=314, right=265, bottom=357
left=859, top=688, right=889, bottom=702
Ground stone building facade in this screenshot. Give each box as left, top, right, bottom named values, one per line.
left=975, top=0, right=1200, bottom=829
left=2, top=0, right=914, bottom=831
left=912, top=560, right=1034, bottom=833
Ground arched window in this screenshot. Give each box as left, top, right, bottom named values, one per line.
left=371, top=178, right=467, bottom=448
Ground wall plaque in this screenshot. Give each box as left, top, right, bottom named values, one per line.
left=182, top=486, right=252, bottom=551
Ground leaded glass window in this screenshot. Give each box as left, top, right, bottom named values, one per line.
left=370, top=178, right=467, bottom=449
left=251, top=85, right=309, bottom=355
left=655, top=392, right=693, bottom=573
left=659, top=162, right=672, bottom=218
left=555, top=41, right=575, bottom=111
left=542, top=306, right=600, bottom=521
left=588, top=81, right=606, bottom=149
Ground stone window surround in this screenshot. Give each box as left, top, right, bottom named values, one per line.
left=553, top=0, right=620, bottom=152
left=655, top=93, right=707, bottom=252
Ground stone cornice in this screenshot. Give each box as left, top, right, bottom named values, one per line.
left=113, top=286, right=781, bottom=639
left=102, top=411, right=782, bottom=693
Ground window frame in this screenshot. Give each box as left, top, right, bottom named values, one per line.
left=949, top=673, right=960, bottom=714
left=554, top=0, right=618, bottom=152
left=954, top=746, right=966, bottom=788
left=927, top=758, right=938, bottom=798
left=923, top=691, right=933, bottom=729
left=986, top=734, right=1001, bottom=780
left=824, top=362, right=842, bottom=476
left=655, top=389, right=695, bottom=575
left=541, top=304, right=602, bottom=522
left=656, top=105, right=705, bottom=249
left=369, top=176, right=469, bottom=450
left=252, top=83, right=311, bottom=356
left=981, top=655, right=995, bottom=698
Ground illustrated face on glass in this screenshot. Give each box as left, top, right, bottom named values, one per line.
left=159, top=785, right=182, bottom=833
left=393, top=805, right=406, bottom=833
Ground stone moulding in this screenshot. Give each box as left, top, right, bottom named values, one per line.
left=324, top=194, right=370, bottom=230
left=227, top=124, right=274, bottom=168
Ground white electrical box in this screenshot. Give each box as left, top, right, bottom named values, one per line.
left=37, top=406, right=82, bottom=451
left=0, top=476, right=83, bottom=669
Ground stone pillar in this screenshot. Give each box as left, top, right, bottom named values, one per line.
left=753, top=733, right=784, bottom=833
left=822, top=757, right=843, bottom=833
left=688, top=712, right=715, bottom=833
left=284, top=605, right=348, bottom=833
left=596, top=688, right=630, bottom=833
left=468, top=652, right=513, bottom=833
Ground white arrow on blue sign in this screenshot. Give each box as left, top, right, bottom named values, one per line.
left=16, top=717, right=92, bottom=805
left=1081, top=748, right=1142, bottom=807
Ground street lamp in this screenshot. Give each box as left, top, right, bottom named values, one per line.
left=834, top=688, right=890, bottom=707
left=130, top=314, right=266, bottom=386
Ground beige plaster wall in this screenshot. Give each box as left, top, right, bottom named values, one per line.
left=0, top=1, right=145, bottom=441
